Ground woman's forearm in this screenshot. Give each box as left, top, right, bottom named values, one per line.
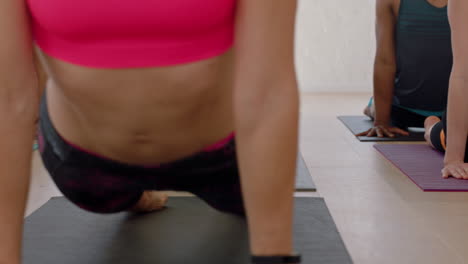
left=0, top=126, right=34, bottom=262
left=444, top=76, right=468, bottom=164
left=232, top=0, right=298, bottom=255
left=373, top=63, right=396, bottom=124
left=234, top=80, right=299, bottom=255
left=0, top=67, right=38, bottom=261
left=0, top=105, right=37, bottom=261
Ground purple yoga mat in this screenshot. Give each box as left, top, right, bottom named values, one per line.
left=374, top=144, right=468, bottom=192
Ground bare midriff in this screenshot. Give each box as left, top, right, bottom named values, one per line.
left=38, top=48, right=235, bottom=165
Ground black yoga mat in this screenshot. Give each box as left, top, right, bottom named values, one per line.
left=338, top=116, right=425, bottom=142
left=23, top=197, right=352, bottom=264
left=296, top=154, right=316, bottom=191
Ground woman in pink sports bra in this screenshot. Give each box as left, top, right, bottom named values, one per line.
left=0, top=0, right=300, bottom=263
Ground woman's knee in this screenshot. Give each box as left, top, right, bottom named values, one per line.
left=60, top=184, right=144, bottom=214
left=48, top=165, right=144, bottom=214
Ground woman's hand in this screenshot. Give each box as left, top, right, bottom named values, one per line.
left=357, top=124, right=409, bottom=138
left=442, top=161, right=468, bottom=179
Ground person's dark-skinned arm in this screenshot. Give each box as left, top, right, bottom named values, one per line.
left=233, top=0, right=299, bottom=259
left=442, top=0, right=468, bottom=179
left=0, top=0, right=40, bottom=262
left=357, top=0, right=409, bottom=138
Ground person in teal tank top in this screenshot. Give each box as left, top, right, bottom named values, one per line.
left=358, top=0, right=451, bottom=138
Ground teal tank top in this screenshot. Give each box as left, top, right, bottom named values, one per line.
left=394, top=0, right=452, bottom=115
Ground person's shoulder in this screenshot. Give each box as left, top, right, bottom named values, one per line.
left=377, top=0, right=397, bottom=10
left=377, top=0, right=399, bottom=17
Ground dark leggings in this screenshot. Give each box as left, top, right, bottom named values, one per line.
left=390, top=105, right=435, bottom=129
left=37, top=96, right=245, bottom=216
left=368, top=97, right=440, bottom=129
left=429, top=111, right=468, bottom=162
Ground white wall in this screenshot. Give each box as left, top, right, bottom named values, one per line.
left=295, top=0, right=376, bottom=92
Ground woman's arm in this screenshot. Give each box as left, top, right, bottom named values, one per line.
left=443, top=0, right=468, bottom=178
left=358, top=0, right=408, bottom=138
left=0, top=0, right=39, bottom=262
left=233, top=0, right=299, bottom=257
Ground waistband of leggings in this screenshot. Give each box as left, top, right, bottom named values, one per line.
left=39, top=93, right=73, bottom=160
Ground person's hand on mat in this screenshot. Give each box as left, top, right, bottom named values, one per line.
left=356, top=123, right=409, bottom=138
left=442, top=162, right=468, bottom=179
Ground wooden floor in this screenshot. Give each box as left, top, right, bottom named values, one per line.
left=26, top=93, right=468, bottom=264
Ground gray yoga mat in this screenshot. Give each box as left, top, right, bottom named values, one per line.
left=296, top=154, right=316, bottom=191
left=374, top=144, right=468, bottom=192
left=23, top=197, right=352, bottom=264
left=338, top=116, right=425, bottom=142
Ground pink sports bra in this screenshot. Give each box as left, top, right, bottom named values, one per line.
left=27, top=0, right=236, bottom=68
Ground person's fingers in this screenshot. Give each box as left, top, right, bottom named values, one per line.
left=459, top=167, right=468, bottom=179
left=451, top=168, right=462, bottom=179
left=376, top=128, right=384, bottom=138
left=444, top=166, right=459, bottom=178
left=455, top=167, right=465, bottom=179
left=359, top=126, right=407, bottom=138
left=382, top=128, right=395, bottom=138
left=356, top=129, right=371, bottom=136
left=391, top=127, right=410, bottom=136
left=442, top=168, right=449, bottom=178
left=366, top=129, right=377, bottom=137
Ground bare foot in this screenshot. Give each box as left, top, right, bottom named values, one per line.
left=424, top=116, right=441, bottom=129
left=363, top=105, right=370, bottom=116
left=424, top=116, right=441, bottom=144
left=130, top=191, right=168, bottom=213
left=363, top=105, right=375, bottom=119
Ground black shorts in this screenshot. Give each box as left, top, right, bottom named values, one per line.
left=37, top=96, right=245, bottom=215
left=390, top=105, right=431, bottom=129
left=367, top=97, right=442, bottom=129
